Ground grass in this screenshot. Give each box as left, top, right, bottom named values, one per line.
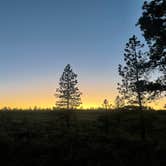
left=0, top=110, right=166, bottom=165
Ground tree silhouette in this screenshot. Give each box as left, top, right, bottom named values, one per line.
left=118, top=35, right=150, bottom=110
left=102, top=99, right=109, bottom=110
left=115, top=95, right=124, bottom=109
left=55, top=64, right=82, bottom=109
left=137, top=0, right=166, bottom=93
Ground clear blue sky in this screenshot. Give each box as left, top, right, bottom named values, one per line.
left=1, top=0, right=154, bottom=108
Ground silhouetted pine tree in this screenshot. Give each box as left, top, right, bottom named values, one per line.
left=55, top=64, right=82, bottom=109
left=118, top=35, right=150, bottom=110
left=137, top=0, right=166, bottom=94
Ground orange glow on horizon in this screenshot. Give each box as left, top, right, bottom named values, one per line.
left=0, top=94, right=165, bottom=110
left=0, top=79, right=119, bottom=109
left=0, top=81, right=165, bottom=110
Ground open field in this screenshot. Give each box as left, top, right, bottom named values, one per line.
left=0, top=110, right=166, bottom=166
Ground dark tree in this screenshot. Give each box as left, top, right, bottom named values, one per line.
left=55, top=64, right=82, bottom=109
left=118, top=35, right=150, bottom=110
left=115, top=95, right=124, bottom=109
left=102, top=99, right=109, bottom=110
left=137, top=0, right=166, bottom=92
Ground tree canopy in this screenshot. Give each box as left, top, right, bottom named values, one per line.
left=138, top=0, right=166, bottom=70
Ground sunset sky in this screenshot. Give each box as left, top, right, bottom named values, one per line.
left=0, top=0, right=165, bottom=109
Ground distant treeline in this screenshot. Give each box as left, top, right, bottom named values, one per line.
left=0, top=106, right=165, bottom=112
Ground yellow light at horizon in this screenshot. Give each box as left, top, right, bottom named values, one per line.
left=0, top=82, right=165, bottom=110
left=1, top=96, right=165, bottom=110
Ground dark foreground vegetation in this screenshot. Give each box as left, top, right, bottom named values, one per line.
left=0, top=110, right=166, bottom=166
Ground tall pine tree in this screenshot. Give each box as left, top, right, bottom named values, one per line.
left=137, top=0, right=166, bottom=93
left=118, top=35, right=150, bottom=110
left=55, top=64, right=82, bottom=109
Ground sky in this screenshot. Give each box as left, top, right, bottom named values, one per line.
left=0, top=0, right=165, bottom=109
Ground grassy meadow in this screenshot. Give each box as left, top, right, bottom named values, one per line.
left=0, top=110, right=166, bottom=165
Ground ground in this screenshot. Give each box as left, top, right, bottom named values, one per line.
left=0, top=110, right=166, bottom=166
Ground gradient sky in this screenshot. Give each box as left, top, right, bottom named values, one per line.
left=0, top=0, right=165, bottom=109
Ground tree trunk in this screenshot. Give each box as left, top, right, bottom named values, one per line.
left=138, top=91, right=142, bottom=110
left=134, top=48, right=143, bottom=111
